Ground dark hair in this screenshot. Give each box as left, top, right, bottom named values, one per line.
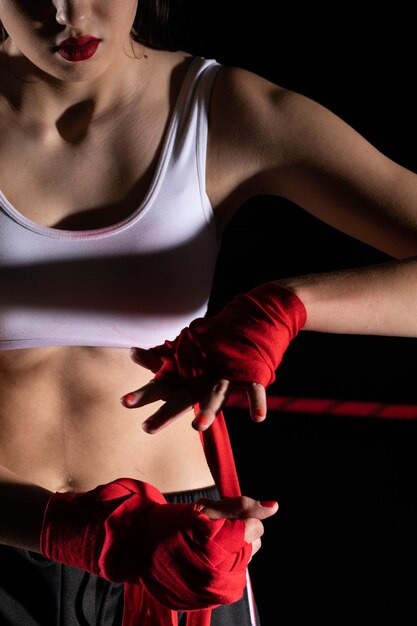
left=0, top=1, right=179, bottom=51
left=132, top=0, right=179, bottom=51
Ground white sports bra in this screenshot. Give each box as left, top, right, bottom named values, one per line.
left=0, top=57, right=222, bottom=350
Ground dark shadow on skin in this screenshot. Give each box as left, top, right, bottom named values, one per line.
left=0, top=56, right=195, bottom=235
left=0, top=45, right=194, bottom=226
left=0, top=31, right=191, bottom=112
left=0, top=3, right=70, bottom=93
left=0, top=227, right=217, bottom=317
left=53, top=54, right=192, bottom=146
left=55, top=100, right=96, bottom=145
left=52, top=194, right=153, bottom=231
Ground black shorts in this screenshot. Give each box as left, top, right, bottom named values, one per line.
left=0, top=486, right=260, bottom=625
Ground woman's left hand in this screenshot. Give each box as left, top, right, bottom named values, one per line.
left=122, top=346, right=267, bottom=434
left=120, top=283, right=306, bottom=434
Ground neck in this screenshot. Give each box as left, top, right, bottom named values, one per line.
left=0, top=37, right=151, bottom=141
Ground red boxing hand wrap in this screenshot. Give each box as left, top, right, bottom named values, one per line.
left=40, top=478, right=251, bottom=610
left=142, top=505, right=250, bottom=609
left=148, top=283, right=307, bottom=395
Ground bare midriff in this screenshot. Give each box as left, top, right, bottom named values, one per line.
left=0, top=346, right=214, bottom=494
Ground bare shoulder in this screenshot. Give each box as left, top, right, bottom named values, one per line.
left=208, top=64, right=353, bottom=176
left=211, top=65, right=286, bottom=117
left=207, top=65, right=295, bottom=216
left=209, top=65, right=289, bottom=169
left=208, top=63, right=401, bottom=199
left=208, top=65, right=327, bottom=186
left=146, top=47, right=193, bottom=68
left=208, top=64, right=417, bottom=258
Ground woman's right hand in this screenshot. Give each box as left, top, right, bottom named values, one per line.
left=198, top=495, right=278, bottom=560
left=140, top=491, right=278, bottom=609
left=40, top=477, right=278, bottom=610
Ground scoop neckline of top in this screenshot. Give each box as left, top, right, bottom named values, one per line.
left=0, top=55, right=208, bottom=240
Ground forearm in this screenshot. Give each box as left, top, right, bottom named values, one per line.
left=276, top=256, right=417, bottom=337
left=0, top=464, right=52, bottom=552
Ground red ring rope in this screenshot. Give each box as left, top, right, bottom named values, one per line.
left=226, top=393, right=417, bottom=420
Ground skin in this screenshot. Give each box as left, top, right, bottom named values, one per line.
left=0, top=0, right=416, bottom=558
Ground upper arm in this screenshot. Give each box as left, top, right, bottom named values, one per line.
left=211, top=66, right=417, bottom=258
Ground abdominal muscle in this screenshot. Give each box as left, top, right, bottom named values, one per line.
left=0, top=345, right=214, bottom=495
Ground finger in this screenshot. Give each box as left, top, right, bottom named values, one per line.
left=250, top=537, right=262, bottom=558
left=142, top=387, right=193, bottom=434
left=120, top=380, right=174, bottom=408
left=246, top=383, right=267, bottom=422
left=200, top=496, right=279, bottom=520
left=244, top=518, right=264, bottom=544
left=192, top=379, right=230, bottom=431
left=196, top=500, right=267, bottom=548
left=130, top=346, right=164, bottom=372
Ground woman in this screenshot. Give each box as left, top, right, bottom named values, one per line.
left=0, top=2, right=416, bottom=626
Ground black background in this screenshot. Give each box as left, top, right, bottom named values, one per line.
left=177, top=4, right=417, bottom=625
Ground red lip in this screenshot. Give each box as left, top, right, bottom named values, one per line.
left=57, top=36, right=99, bottom=48
left=55, top=36, right=101, bottom=61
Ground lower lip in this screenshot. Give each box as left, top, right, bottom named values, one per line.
left=57, top=40, right=100, bottom=62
